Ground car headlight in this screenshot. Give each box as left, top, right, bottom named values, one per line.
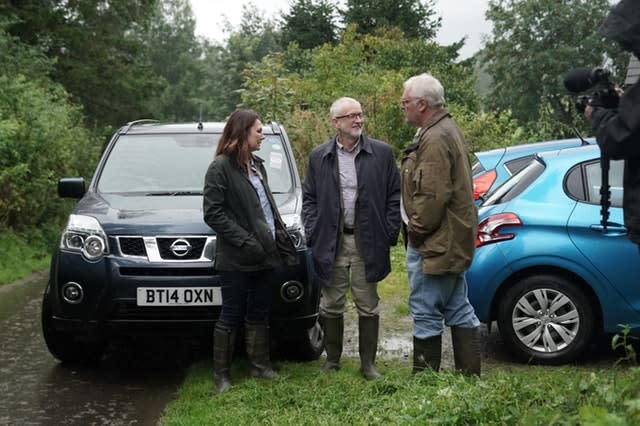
left=60, top=214, right=109, bottom=261
left=281, top=213, right=306, bottom=250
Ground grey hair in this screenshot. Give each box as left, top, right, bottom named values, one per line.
left=403, top=73, right=445, bottom=108
left=329, top=97, right=361, bottom=118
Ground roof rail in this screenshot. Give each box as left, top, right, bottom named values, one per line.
left=123, top=119, right=159, bottom=132
left=269, top=121, right=281, bottom=134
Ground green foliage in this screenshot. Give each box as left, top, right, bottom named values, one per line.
left=0, top=27, right=100, bottom=230
left=612, top=325, right=638, bottom=368
left=449, top=105, right=537, bottom=154
left=4, top=0, right=164, bottom=129
left=280, top=0, right=337, bottom=49
left=241, top=27, right=482, bottom=163
left=481, top=0, right=628, bottom=127
left=143, top=0, right=210, bottom=122
left=239, top=53, right=298, bottom=123
left=0, top=225, right=61, bottom=285
left=161, top=360, right=640, bottom=425
left=341, top=0, right=441, bottom=41
left=210, top=3, right=284, bottom=118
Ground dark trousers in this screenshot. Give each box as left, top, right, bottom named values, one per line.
left=217, top=270, right=273, bottom=329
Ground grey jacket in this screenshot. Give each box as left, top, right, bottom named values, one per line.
left=302, top=135, right=401, bottom=286
left=203, top=154, right=297, bottom=271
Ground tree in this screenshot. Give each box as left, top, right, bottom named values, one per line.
left=3, top=0, right=163, bottom=130
left=241, top=26, right=478, bottom=171
left=215, top=3, right=283, bottom=116
left=481, top=0, right=628, bottom=130
left=280, top=0, right=337, bottom=49
left=144, top=0, right=211, bottom=122
left=0, top=21, right=100, bottom=229
left=341, top=0, right=441, bottom=41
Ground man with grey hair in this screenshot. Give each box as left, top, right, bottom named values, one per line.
left=303, top=97, right=401, bottom=379
left=399, top=73, right=481, bottom=376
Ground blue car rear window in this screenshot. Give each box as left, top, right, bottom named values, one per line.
left=482, top=159, right=545, bottom=206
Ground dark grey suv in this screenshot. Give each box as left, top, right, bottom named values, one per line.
left=42, top=120, right=323, bottom=362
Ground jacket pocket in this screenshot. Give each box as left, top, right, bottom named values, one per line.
left=421, top=224, right=448, bottom=259
left=238, top=236, right=267, bottom=265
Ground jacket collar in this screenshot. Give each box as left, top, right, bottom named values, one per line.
left=404, top=108, right=451, bottom=154
left=320, top=134, right=372, bottom=158
left=251, top=153, right=265, bottom=165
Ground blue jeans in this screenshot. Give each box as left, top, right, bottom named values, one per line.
left=216, top=270, right=273, bottom=330
left=406, top=246, right=479, bottom=339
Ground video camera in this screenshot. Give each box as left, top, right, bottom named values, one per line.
left=563, top=67, right=620, bottom=113
left=563, top=67, right=622, bottom=232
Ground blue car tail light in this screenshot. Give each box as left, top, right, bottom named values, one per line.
left=476, top=212, right=523, bottom=248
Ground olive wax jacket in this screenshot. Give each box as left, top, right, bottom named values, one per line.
left=400, top=108, right=477, bottom=274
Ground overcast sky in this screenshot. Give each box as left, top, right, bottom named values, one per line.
left=189, top=0, right=492, bottom=60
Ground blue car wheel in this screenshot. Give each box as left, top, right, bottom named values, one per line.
left=497, top=274, right=595, bottom=365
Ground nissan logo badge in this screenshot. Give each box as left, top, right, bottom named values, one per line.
left=170, top=239, right=192, bottom=257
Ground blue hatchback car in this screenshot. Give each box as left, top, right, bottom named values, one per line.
left=467, top=144, right=640, bottom=364
left=472, top=137, right=594, bottom=203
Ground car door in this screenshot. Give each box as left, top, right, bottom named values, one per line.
left=566, top=159, right=640, bottom=314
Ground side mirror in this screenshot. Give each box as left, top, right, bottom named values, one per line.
left=58, top=177, right=85, bottom=198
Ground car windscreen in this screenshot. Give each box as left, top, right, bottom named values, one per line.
left=481, top=158, right=545, bottom=207
left=96, top=134, right=293, bottom=194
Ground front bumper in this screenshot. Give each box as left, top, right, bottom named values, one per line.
left=47, top=248, right=319, bottom=336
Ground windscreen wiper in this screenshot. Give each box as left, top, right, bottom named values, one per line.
left=146, top=191, right=203, bottom=196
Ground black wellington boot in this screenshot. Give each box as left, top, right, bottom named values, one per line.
left=320, top=315, right=343, bottom=372
left=245, top=322, right=278, bottom=379
left=451, top=326, right=481, bottom=377
left=213, top=326, right=236, bottom=393
left=359, top=315, right=381, bottom=380
left=412, top=335, right=442, bottom=374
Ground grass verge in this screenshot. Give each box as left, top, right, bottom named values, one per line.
left=160, top=244, right=640, bottom=425
left=0, top=225, right=60, bottom=286
left=161, top=359, right=640, bottom=425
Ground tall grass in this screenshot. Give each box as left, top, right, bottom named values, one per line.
left=0, top=225, right=61, bottom=286
left=161, top=359, right=640, bottom=425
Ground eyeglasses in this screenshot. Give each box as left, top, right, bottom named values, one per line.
left=400, top=97, right=421, bottom=106
left=334, top=112, right=365, bottom=120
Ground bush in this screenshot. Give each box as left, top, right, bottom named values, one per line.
left=0, top=27, right=101, bottom=230
left=0, top=225, right=61, bottom=285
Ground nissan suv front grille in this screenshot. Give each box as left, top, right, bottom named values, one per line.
left=117, top=236, right=215, bottom=262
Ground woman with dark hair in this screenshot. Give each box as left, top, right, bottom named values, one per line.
left=203, top=109, right=297, bottom=393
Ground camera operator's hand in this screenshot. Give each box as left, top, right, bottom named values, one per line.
left=584, top=104, right=594, bottom=120
left=584, top=86, right=624, bottom=120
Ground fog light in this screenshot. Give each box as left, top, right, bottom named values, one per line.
left=62, top=282, right=84, bottom=304
left=280, top=280, right=303, bottom=302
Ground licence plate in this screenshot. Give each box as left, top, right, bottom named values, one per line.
left=136, top=287, right=221, bottom=306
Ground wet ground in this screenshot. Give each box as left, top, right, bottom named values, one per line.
left=0, top=271, right=624, bottom=425
left=0, top=271, right=206, bottom=426
left=340, top=289, right=625, bottom=372
left=340, top=292, right=487, bottom=371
